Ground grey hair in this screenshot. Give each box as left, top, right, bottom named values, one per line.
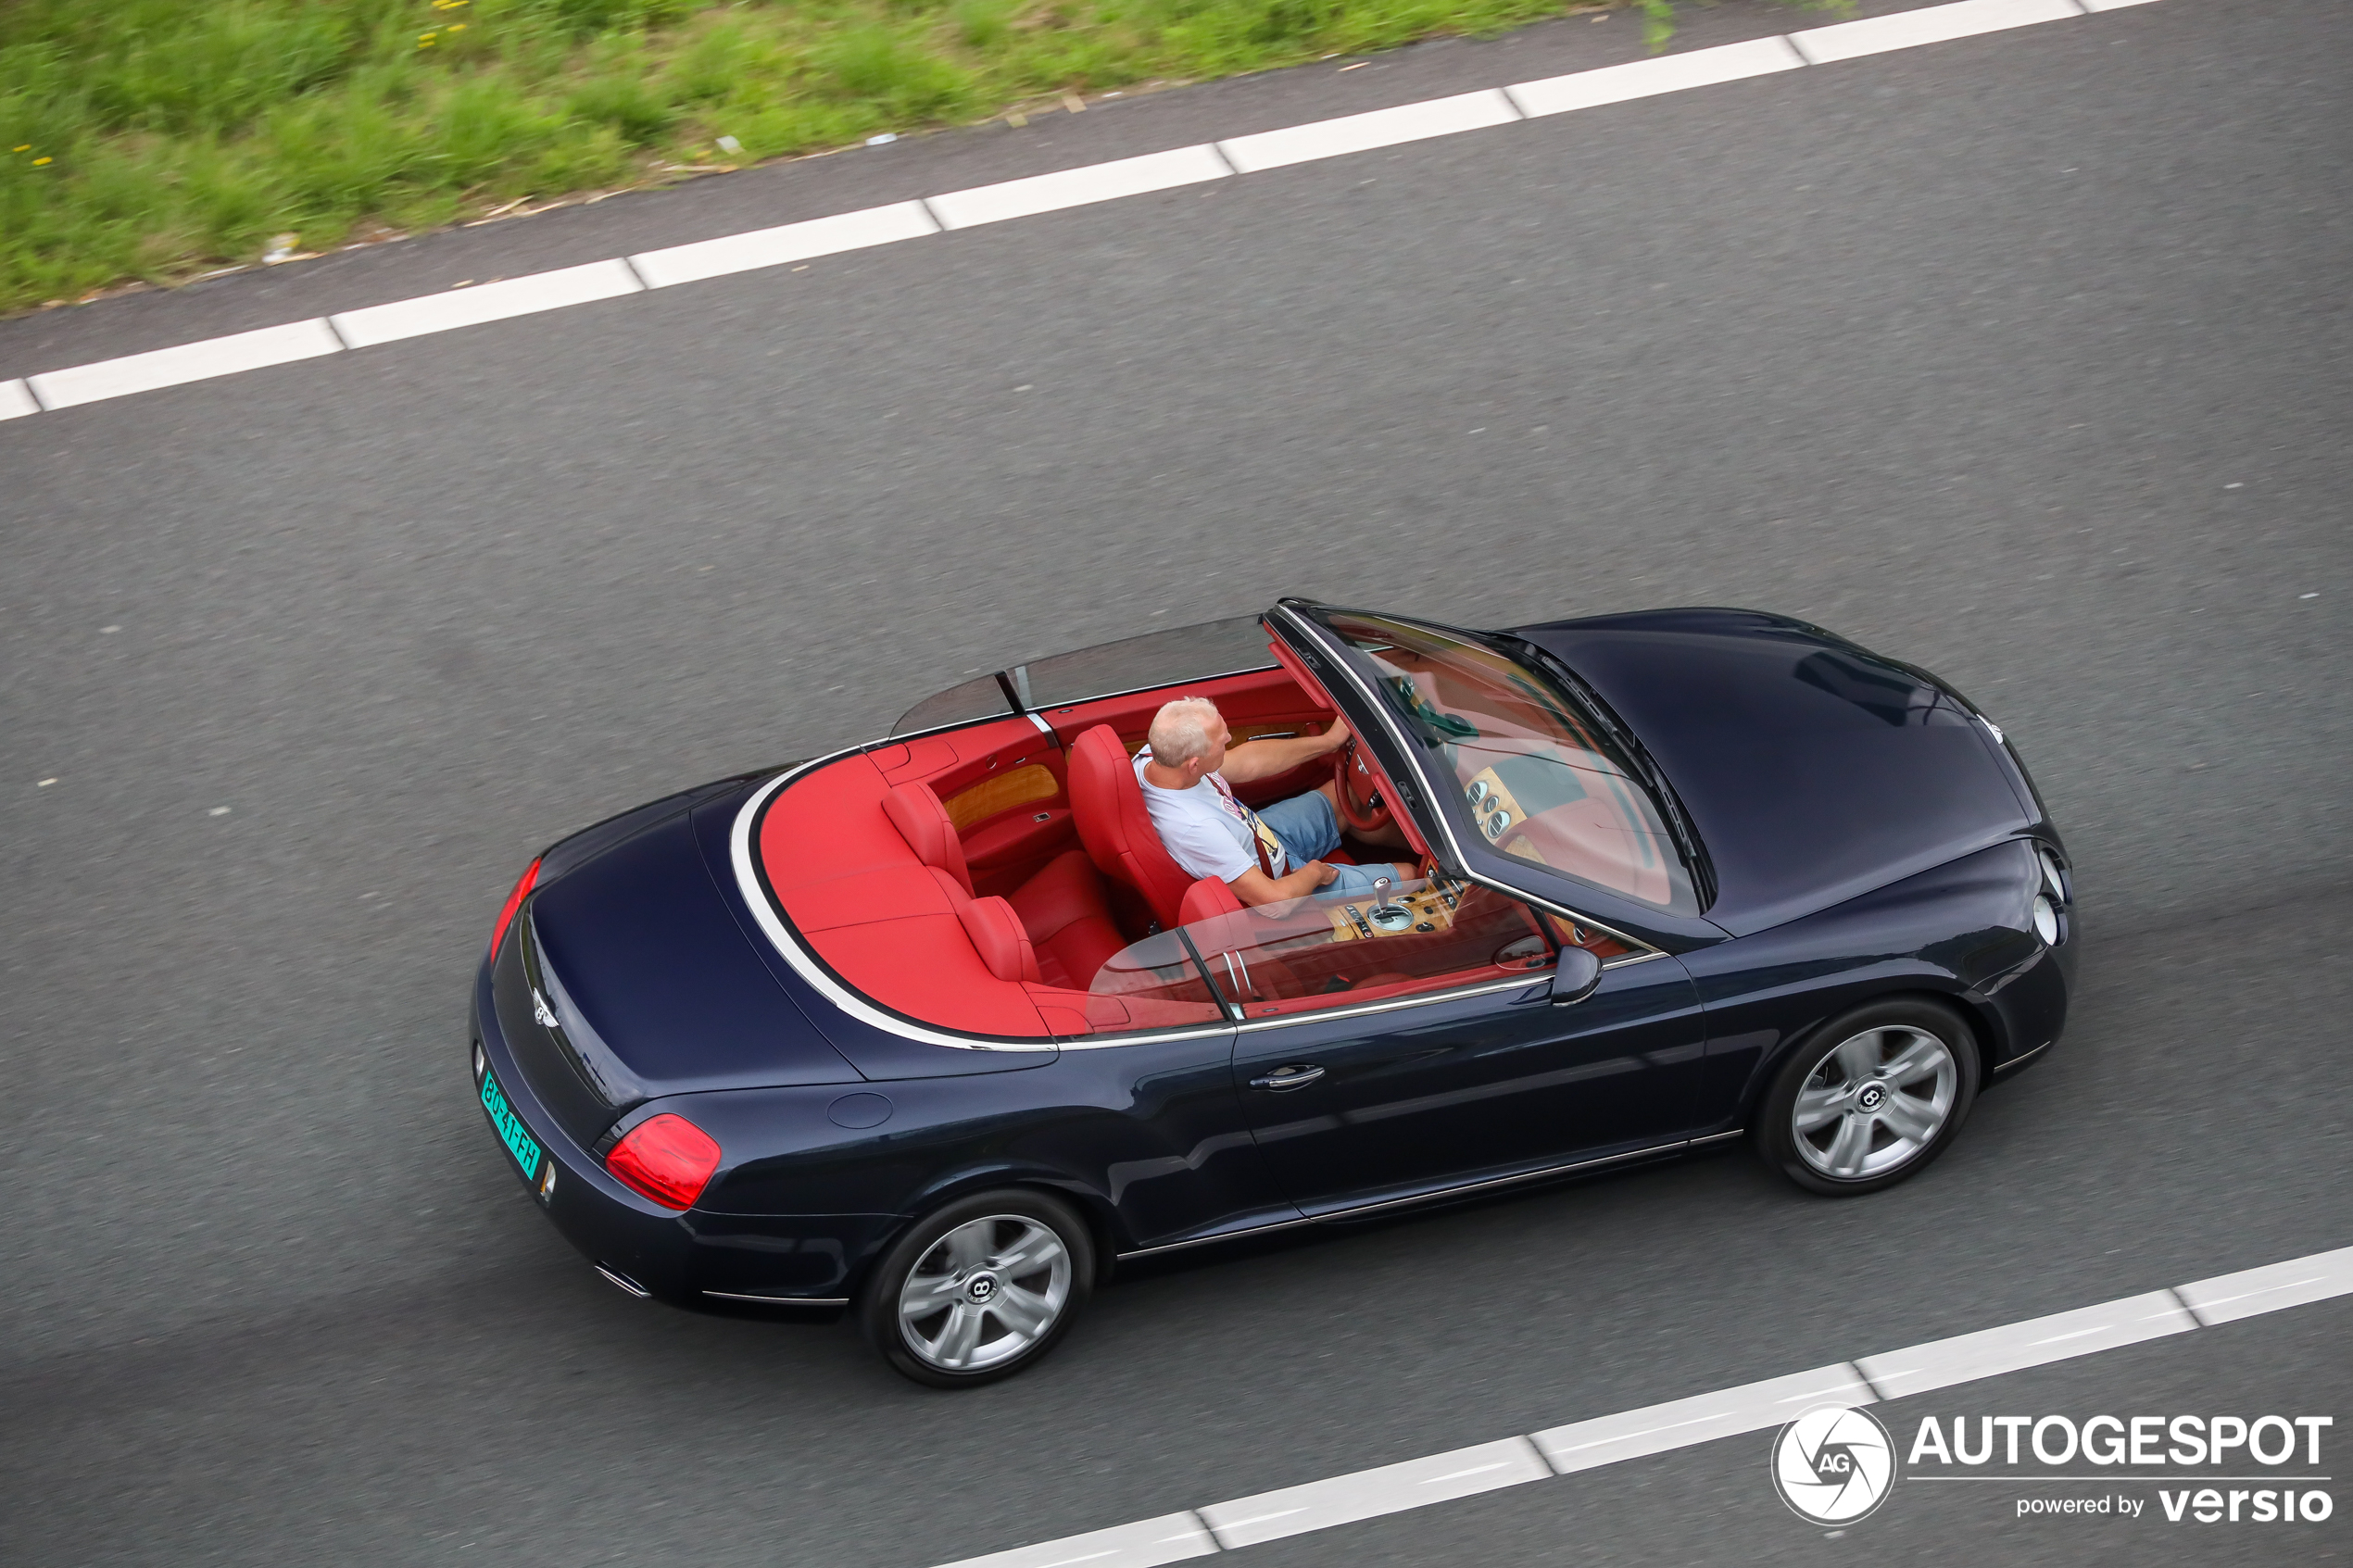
left=1147, top=697, right=1224, bottom=768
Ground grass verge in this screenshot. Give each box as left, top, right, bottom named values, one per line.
left=0, top=0, right=1834, bottom=319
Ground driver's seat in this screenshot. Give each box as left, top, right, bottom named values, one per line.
left=1068, top=724, right=1197, bottom=933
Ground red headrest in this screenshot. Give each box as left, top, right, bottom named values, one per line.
left=1177, top=876, right=1244, bottom=926
left=1068, top=724, right=1199, bottom=931
left=882, top=782, right=971, bottom=896
left=955, top=895, right=1040, bottom=985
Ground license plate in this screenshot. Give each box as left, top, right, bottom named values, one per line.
left=480, top=1066, right=544, bottom=1182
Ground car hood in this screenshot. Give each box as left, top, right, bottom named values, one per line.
left=528, top=806, right=863, bottom=1098
left=1513, top=609, right=2036, bottom=936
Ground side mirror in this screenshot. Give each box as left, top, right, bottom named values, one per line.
left=1550, top=946, right=1602, bottom=1005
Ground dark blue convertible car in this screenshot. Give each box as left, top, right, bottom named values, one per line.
left=470, top=600, right=2074, bottom=1386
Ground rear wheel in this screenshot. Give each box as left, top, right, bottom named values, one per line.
left=1758, top=999, right=1980, bottom=1196
left=861, top=1189, right=1094, bottom=1388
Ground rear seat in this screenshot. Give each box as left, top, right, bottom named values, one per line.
left=883, top=783, right=1127, bottom=991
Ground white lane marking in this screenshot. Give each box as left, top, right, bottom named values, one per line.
left=928, top=145, right=1232, bottom=230
left=1506, top=35, right=1806, bottom=118
left=2176, top=1244, right=2353, bottom=1325
left=1216, top=89, right=1521, bottom=175
left=25, top=320, right=342, bottom=410
left=1199, top=1436, right=1548, bottom=1549
left=1530, top=1362, right=1876, bottom=1474
left=930, top=1237, right=2343, bottom=1568
left=1855, top=1288, right=2195, bottom=1399
left=629, top=201, right=941, bottom=287
left=3, top=0, right=2163, bottom=416
left=2080, top=0, right=2161, bottom=8
left=930, top=1512, right=1217, bottom=1568
left=328, top=258, right=644, bottom=348
left=1, top=378, right=38, bottom=419
left=1788, top=0, right=2084, bottom=66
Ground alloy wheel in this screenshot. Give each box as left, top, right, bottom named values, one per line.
left=1791, top=1025, right=1957, bottom=1181
left=896, top=1214, right=1073, bottom=1372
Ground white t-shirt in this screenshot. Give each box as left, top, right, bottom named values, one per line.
left=1134, top=749, right=1289, bottom=884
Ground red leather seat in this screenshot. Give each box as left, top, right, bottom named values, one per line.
left=952, top=891, right=1041, bottom=985
left=1068, top=725, right=1198, bottom=933
left=885, top=782, right=1126, bottom=991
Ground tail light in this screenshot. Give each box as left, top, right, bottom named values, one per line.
left=605, top=1114, right=722, bottom=1210
left=489, top=858, right=542, bottom=959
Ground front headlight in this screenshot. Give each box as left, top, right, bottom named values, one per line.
left=2032, top=895, right=2059, bottom=946
left=2037, top=847, right=2067, bottom=900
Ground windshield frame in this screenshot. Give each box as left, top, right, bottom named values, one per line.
left=1270, top=600, right=1716, bottom=944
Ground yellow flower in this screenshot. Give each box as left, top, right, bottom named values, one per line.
left=10, top=144, right=27, bottom=152
left=32, top=157, right=51, bottom=165
left=419, top=31, right=436, bottom=44
left=447, top=20, right=465, bottom=28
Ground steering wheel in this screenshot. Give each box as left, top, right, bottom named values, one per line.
left=1331, top=738, right=1394, bottom=835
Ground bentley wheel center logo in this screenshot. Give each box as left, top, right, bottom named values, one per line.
left=1772, top=1406, right=1897, bottom=1524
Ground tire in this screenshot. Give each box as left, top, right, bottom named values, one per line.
left=1757, top=998, right=1981, bottom=1197
left=860, top=1189, right=1095, bottom=1388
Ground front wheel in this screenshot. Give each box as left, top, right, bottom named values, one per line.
left=1757, top=999, right=1980, bottom=1196
left=861, top=1189, right=1095, bottom=1388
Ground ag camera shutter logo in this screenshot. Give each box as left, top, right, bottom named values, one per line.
left=1771, top=1406, right=1898, bottom=1524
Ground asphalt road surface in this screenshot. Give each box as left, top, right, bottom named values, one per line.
left=4, top=1, right=2347, bottom=1563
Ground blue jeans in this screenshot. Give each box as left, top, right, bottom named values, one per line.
left=1258, top=790, right=1394, bottom=897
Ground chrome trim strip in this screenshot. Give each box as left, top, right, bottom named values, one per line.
left=1116, top=1136, right=1692, bottom=1258
left=1269, top=605, right=1660, bottom=961
left=1686, top=1128, right=1746, bottom=1148
left=701, top=1290, right=849, bottom=1307
left=1993, top=1039, right=2053, bottom=1073
left=1232, top=972, right=1546, bottom=1033
left=1017, top=660, right=1279, bottom=719
left=1116, top=1214, right=1320, bottom=1261
left=1024, top=711, right=1056, bottom=739
left=593, top=1263, right=651, bottom=1299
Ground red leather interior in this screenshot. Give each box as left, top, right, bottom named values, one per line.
left=885, top=780, right=1125, bottom=993
left=882, top=783, right=972, bottom=895
left=1069, top=724, right=1199, bottom=932
left=955, top=893, right=1041, bottom=985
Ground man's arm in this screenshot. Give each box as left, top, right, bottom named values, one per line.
left=1228, top=860, right=1338, bottom=908
left=1219, top=718, right=1350, bottom=786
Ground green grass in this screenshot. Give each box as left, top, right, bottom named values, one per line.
left=0, top=0, right=1831, bottom=317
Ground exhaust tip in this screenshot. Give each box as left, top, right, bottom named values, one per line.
left=593, top=1262, right=651, bottom=1299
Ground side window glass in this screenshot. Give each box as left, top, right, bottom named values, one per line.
left=1539, top=910, right=1640, bottom=963
left=1182, top=874, right=1558, bottom=1021
left=1074, top=930, right=1228, bottom=1037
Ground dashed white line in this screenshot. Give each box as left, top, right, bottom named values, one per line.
left=24, top=319, right=342, bottom=410
left=327, top=257, right=645, bottom=348
left=929, top=1238, right=2347, bottom=1568
left=2, top=0, right=2163, bottom=418
left=628, top=200, right=941, bottom=287
left=1787, top=0, right=2085, bottom=66
left=1215, top=88, right=1522, bottom=175
left=928, top=144, right=1234, bottom=229
left=1504, top=34, right=1806, bottom=118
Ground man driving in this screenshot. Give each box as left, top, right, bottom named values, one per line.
left=1136, top=697, right=1419, bottom=908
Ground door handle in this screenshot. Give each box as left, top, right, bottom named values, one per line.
left=1249, top=1065, right=1325, bottom=1091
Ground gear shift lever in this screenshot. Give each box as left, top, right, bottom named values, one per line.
left=1368, top=873, right=1404, bottom=922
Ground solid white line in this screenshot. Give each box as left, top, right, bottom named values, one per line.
left=1217, top=89, right=1521, bottom=175
left=1788, top=0, right=2084, bottom=66
left=929, top=1512, right=1215, bottom=1568
left=1530, top=1362, right=1876, bottom=1474
left=927, top=145, right=1231, bottom=230
left=1506, top=35, right=1806, bottom=118
left=2, top=0, right=2161, bottom=418
left=1854, top=1289, right=2195, bottom=1399
left=1199, top=1436, right=1549, bottom=1549
left=629, top=201, right=941, bottom=287
left=328, top=258, right=644, bottom=348
left=25, top=319, right=343, bottom=409
left=2175, top=1244, right=2353, bottom=1326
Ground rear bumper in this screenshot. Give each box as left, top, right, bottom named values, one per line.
left=469, top=958, right=882, bottom=1306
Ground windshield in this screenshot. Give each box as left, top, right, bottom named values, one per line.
left=1323, top=612, right=1698, bottom=916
